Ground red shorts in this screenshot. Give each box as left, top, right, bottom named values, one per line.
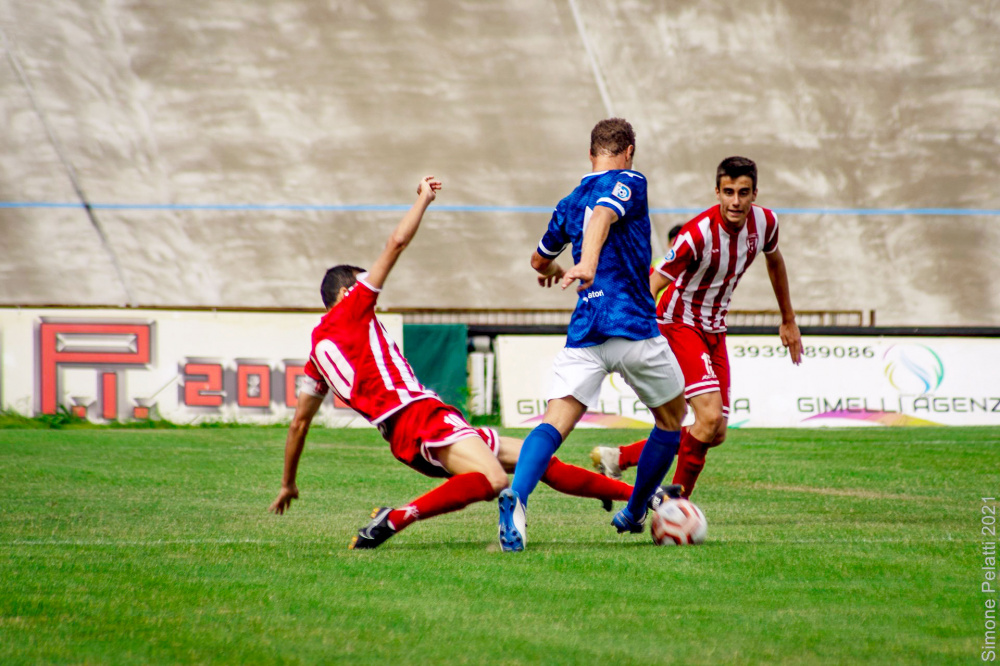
left=378, top=398, right=500, bottom=479
left=658, top=322, right=731, bottom=418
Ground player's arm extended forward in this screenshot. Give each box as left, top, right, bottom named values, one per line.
left=365, top=176, right=442, bottom=290
left=559, top=206, right=617, bottom=291
left=764, top=248, right=803, bottom=365
left=269, top=391, right=324, bottom=514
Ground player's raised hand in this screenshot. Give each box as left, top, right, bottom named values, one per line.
left=780, top=320, right=803, bottom=365
left=269, top=484, right=299, bottom=515
left=560, top=264, right=595, bottom=292
left=417, top=175, right=442, bottom=202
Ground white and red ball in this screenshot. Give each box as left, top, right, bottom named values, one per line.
left=650, top=498, right=707, bottom=546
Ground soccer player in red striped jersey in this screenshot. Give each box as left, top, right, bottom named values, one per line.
left=590, top=157, right=803, bottom=497
left=269, top=176, right=636, bottom=549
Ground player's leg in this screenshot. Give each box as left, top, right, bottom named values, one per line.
left=495, top=436, right=633, bottom=506
left=671, top=391, right=723, bottom=499
left=672, top=334, right=731, bottom=498
left=389, top=423, right=509, bottom=530
left=608, top=337, right=686, bottom=532
left=617, top=439, right=646, bottom=471
left=615, top=392, right=686, bottom=531
left=498, top=396, right=586, bottom=552
left=508, top=396, right=587, bottom=502
left=434, top=434, right=509, bottom=491
left=500, top=346, right=604, bottom=552
left=351, top=402, right=502, bottom=549
left=687, top=389, right=726, bottom=443
left=592, top=323, right=709, bottom=480
left=509, top=344, right=607, bottom=506
left=589, top=438, right=643, bottom=479
left=708, top=334, right=732, bottom=448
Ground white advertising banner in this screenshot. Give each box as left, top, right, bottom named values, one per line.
left=0, top=308, right=403, bottom=426
left=497, top=334, right=1000, bottom=428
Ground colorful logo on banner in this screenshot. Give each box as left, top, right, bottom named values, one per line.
left=806, top=343, right=948, bottom=427
left=882, top=344, right=945, bottom=395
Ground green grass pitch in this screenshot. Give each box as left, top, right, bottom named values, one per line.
left=1, top=425, right=997, bottom=664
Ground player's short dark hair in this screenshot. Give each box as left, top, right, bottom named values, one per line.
left=320, top=265, right=364, bottom=309
left=590, top=118, right=636, bottom=157
left=716, top=156, right=757, bottom=190
left=667, top=224, right=683, bottom=245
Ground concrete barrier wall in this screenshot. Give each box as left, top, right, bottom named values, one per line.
left=1, top=0, right=997, bottom=324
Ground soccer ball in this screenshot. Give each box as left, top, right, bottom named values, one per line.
left=650, top=498, right=707, bottom=546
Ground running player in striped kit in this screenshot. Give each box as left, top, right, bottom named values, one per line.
left=269, top=176, right=637, bottom=549
left=591, top=157, right=803, bottom=498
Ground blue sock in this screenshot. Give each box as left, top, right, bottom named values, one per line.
left=510, top=423, right=563, bottom=506
left=625, top=426, right=681, bottom=519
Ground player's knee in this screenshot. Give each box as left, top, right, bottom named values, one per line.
left=706, top=413, right=726, bottom=440
left=484, top=468, right=509, bottom=496
left=709, top=417, right=729, bottom=447
left=697, top=407, right=725, bottom=437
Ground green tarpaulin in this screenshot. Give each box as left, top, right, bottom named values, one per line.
left=403, top=324, right=468, bottom=414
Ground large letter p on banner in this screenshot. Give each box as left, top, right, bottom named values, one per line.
left=38, top=319, right=153, bottom=420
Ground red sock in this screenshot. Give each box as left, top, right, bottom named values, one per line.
left=542, top=457, right=633, bottom=501
left=618, top=439, right=645, bottom=470
left=671, top=428, right=709, bottom=499
left=387, top=472, right=496, bottom=531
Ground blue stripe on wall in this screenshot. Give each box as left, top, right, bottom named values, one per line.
left=1, top=201, right=998, bottom=216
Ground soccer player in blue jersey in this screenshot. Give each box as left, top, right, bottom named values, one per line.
left=497, top=118, right=688, bottom=552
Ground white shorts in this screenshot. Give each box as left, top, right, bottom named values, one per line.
left=547, top=336, right=684, bottom=409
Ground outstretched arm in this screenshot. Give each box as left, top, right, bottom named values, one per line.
left=365, top=176, right=442, bottom=290
left=559, top=206, right=618, bottom=291
left=269, top=391, right=325, bottom=514
left=764, top=248, right=802, bottom=365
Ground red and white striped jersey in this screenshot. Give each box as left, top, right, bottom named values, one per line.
left=654, top=204, right=779, bottom=332
left=302, top=273, right=437, bottom=424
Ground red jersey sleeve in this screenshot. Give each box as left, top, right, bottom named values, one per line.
left=762, top=210, right=780, bottom=253
left=654, top=231, right=697, bottom=281
left=301, top=358, right=330, bottom=398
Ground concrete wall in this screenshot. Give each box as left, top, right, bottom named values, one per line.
left=1, top=0, right=997, bottom=324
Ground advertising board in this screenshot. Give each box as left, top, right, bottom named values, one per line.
left=0, top=308, right=403, bottom=426
left=497, top=334, right=1000, bottom=428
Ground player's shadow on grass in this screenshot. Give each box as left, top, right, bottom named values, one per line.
left=372, top=539, right=722, bottom=552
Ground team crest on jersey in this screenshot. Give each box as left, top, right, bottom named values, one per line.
left=612, top=182, right=631, bottom=201
left=747, top=234, right=759, bottom=256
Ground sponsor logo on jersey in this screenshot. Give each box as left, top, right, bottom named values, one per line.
left=612, top=182, right=631, bottom=201
left=664, top=248, right=676, bottom=262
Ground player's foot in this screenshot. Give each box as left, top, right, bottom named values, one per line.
left=590, top=446, right=622, bottom=480
left=601, top=498, right=613, bottom=512
left=647, top=484, right=684, bottom=511
left=349, top=506, right=396, bottom=550
left=611, top=506, right=646, bottom=534
left=497, top=489, right=526, bottom=552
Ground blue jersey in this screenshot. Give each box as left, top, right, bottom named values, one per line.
left=537, top=170, right=659, bottom=348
